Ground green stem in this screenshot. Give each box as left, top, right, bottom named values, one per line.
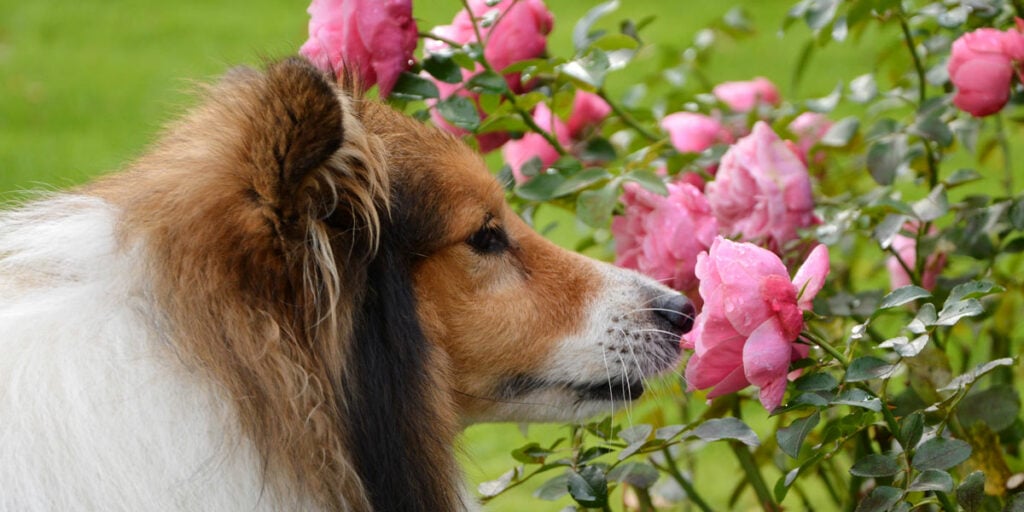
left=1014, top=0, right=1024, bottom=17
left=657, top=447, right=714, bottom=512
left=897, top=10, right=940, bottom=188
left=597, top=88, right=661, bottom=142
left=802, top=330, right=850, bottom=368
left=417, top=31, right=463, bottom=49
left=457, top=0, right=568, bottom=156
left=729, top=442, right=780, bottom=512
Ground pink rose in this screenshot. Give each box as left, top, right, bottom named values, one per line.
left=705, top=122, right=816, bottom=253
left=299, top=0, right=417, bottom=98
left=503, top=92, right=610, bottom=183
left=948, top=28, right=1023, bottom=117
left=660, top=112, right=734, bottom=153
left=787, top=112, right=832, bottom=165
left=611, top=182, right=718, bottom=300
left=683, top=238, right=829, bottom=411
left=712, top=77, right=781, bottom=113
left=502, top=103, right=568, bottom=183
left=886, top=223, right=947, bottom=290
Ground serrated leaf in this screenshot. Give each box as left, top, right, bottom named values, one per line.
left=795, top=372, right=838, bottom=392
left=566, top=466, right=609, bottom=508
left=855, top=486, right=902, bottom=512
left=909, top=469, right=953, bottom=492
left=777, top=411, right=820, bottom=458
left=690, top=418, right=760, bottom=447
left=850, top=453, right=900, bottom=477
left=436, top=95, right=480, bottom=130
left=577, top=186, right=618, bottom=228
left=515, top=173, right=566, bottom=201
left=879, top=286, right=931, bottom=310
left=935, top=299, right=984, bottom=326
left=957, top=471, right=986, bottom=512
left=846, top=356, right=895, bottom=382
left=606, top=462, right=659, bottom=488
left=912, top=437, right=972, bottom=470
left=832, top=388, right=882, bottom=411
left=820, top=116, right=859, bottom=147
left=573, top=0, right=620, bottom=52
left=388, top=72, right=441, bottom=101
left=899, top=412, right=924, bottom=449
left=623, top=170, right=668, bottom=196
left=533, top=473, right=570, bottom=501
left=467, top=70, right=508, bottom=94
left=551, top=168, right=611, bottom=197
left=422, top=55, right=463, bottom=84
left=948, top=280, right=1002, bottom=303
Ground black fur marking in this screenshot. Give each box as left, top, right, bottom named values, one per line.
left=342, top=223, right=462, bottom=512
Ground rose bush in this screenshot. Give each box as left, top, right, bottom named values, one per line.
left=304, top=0, right=1024, bottom=510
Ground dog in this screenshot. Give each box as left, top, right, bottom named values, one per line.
left=0, top=57, right=694, bottom=512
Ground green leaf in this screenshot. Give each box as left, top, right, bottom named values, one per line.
left=850, top=453, right=900, bottom=477
left=849, top=74, right=877, bottom=103
left=1011, top=197, right=1024, bottom=230
left=806, top=82, right=841, bottom=112
left=795, top=372, right=838, bottom=392
left=911, top=437, right=972, bottom=470
left=533, top=472, right=570, bottom=501
left=436, top=95, right=480, bottom=130
left=846, top=356, right=895, bottom=382
left=559, top=48, right=611, bottom=88
left=690, top=417, right=760, bottom=447
left=566, top=466, right=609, bottom=508
left=774, top=452, right=824, bottom=502
left=912, top=186, right=949, bottom=222
left=879, top=334, right=929, bottom=358
left=623, top=170, right=668, bottom=196
left=805, top=0, right=840, bottom=30
left=939, top=358, right=1015, bottom=392
left=878, top=285, right=931, bottom=310
left=476, top=114, right=529, bottom=134
left=607, top=462, right=659, bottom=488
left=580, top=138, right=616, bottom=162
left=479, top=467, right=520, bottom=497
left=422, top=55, right=462, bottom=84
left=874, top=213, right=908, bottom=249
left=655, top=425, right=686, bottom=441
left=832, top=388, right=882, bottom=411
left=619, top=424, right=652, bottom=445
left=866, top=139, right=906, bottom=186
left=573, top=0, right=620, bottom=52
left=777, top=411, right=820, bottom=458
left=515, top=173, right=566, bottom=202
left=388, top=72, right=440, bottom=101
left=956, top=471, right=986, bottom=512
left=907, top=303, right=937, bottom=334
left=552, top=168, right=611, bottom=197
left=855, top=486, right=902, bottom=512
left=820, top=116, right=859, bottom=147
left=957, top=385, right=1021, bottom=432
left=590, top=33, right=640, bottom=52
left=576, top=186, right=618, bottom=228
left=898, top=412, right=924, bottom=449
left=935, top=299, right=984, bottom=326
left=909, top=469, right=953, bottom=492
left=913, top=115, right=954, bottom=147
left=947, top=280, right=1003, bottom=303
left=511, top=442, right=553, bottom=464
left=944, top=168, right=983, bottom=188
left=467, top=70, right=508, bottom=94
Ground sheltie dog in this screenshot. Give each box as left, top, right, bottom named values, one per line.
left=0, top=57, right=693, bottom=511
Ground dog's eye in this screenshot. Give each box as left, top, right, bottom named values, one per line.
left=466, top=225, right=508, bottom=254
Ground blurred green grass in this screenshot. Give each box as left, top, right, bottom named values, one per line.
left=0, top=1, right=892, bottom=509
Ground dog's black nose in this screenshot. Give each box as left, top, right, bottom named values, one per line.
left=653, top=294, right=696, bottom=334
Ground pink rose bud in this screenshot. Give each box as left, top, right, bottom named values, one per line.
left=567, top=91, right=611, bottom=139
left=712, top=77, right=781, bottom=112
left=787, top=112, right=833, bottom=164
left=886, top=223, right=947, bottom=290
left=948, top=27, right=1024, bottom=117
left=502, top=102, right=569, bottom=183
left=299, top=0, right=418, bottom=98
left=683, top=238, right=829, bottom=411
left=660, top=112, right=734, bottom=153
left=612, top=183, right=719, bottom=300
left=705, top=122, right=816, bottom=253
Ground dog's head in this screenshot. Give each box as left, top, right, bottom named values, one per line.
left=101, top=57, right=693, bottom=511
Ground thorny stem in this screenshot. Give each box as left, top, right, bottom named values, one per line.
left=597, top=88, right=661, bottom=143
left=897, top=9, right=940, bottom=188
left=458, top=0, right=568, bottom=156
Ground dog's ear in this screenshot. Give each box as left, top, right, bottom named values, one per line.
left=224, top=57, right=388, bottom=258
